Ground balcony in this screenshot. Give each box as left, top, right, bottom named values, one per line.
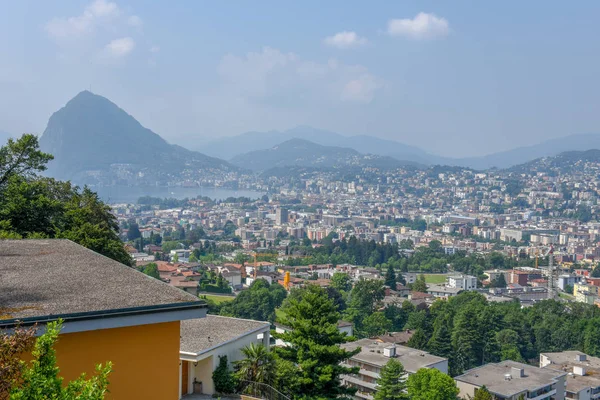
left=527, top=389, right=556, bottom=400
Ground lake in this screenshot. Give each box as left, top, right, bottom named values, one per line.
left=93, top=185, right=265, bottom=204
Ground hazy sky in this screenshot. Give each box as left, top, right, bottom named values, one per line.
left=1, top=1, right=600, bottom=157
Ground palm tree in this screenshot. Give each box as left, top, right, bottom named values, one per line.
left=233, top=343, right=275, bottom=385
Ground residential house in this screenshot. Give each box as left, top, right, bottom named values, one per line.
left=0, top=239, right=207, bottom=400
left=179, top=315, right=270, bottom=397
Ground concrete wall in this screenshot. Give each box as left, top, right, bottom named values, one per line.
left=56, top=321, right=180, bottom=400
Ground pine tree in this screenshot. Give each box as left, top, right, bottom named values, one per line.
left=274, top=284, right=360, bottom=399
left=374, top=359, right=409, bottom=400
left=427, top=315, right=453, bottom=359
left=407, top=328, right=428, bottom=350
left=384, top=264, right=397, bottom=288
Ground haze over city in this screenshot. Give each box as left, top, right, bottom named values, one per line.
left=2, top=0, right=600, bottom=157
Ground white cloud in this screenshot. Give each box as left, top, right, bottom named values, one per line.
left=45, top=0, right=121, bottom=39
left=150, top=46, right=160, bottom=53
left=341, top=74, right=382, bottom=103
left=127, top=15, right=143, bottom=28
left=324, top=31, right=367, bottom=49
left=387, top=12, right=449, bottom=39
left=217, top=46, right=382, bottom=104
left=104, top=37, right=135, bottom=57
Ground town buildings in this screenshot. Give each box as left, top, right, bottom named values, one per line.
left=340, top=339, right=448, bottom=400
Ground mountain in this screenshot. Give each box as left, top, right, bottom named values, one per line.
left=510, top=149, right=600, bottom=174
left=230, top=138, right=414, bottom=171
left=0, top=131, right=13, bottom=145
left=39, top=91, right=232, bottom=183
left=451, top=133, right=600, bottom=170
left=201, top=126, right=433, bottom=164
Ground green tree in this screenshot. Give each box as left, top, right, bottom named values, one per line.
left=412, top=275, right=428, bottom=292
left=9, top=320, right=112, bottom=400
left=384, top=264, right=397, bottom=288
left=374, top=359, right=409, bottom=400
left=212, top=355, right=237, bottom=394
left=427, top=315, right=453, bottom=359
left=220, top=280, right=286, bottom=323
left=470, top=386, right=493, bottom=400
left=0, top=134, right=53, bottom=189
left=407, top=328, right=428, bottom=350
left=490, top=274, right=507, bottom=288
left=274, top=285, right=359, bottom=399
left=0, top=176, right=132, bottom=266
left=233, top=343, right=275, bottom=385
left=360, top=312, right=392, bottom=338
left=331, top=272, right=352, bottom=292
left=141, top=263, right=160, bottom=279
left=126, top=223, right=141, bottom=241
left=407, top=368, right=459, bottom=400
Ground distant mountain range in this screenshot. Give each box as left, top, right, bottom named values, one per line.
left=230, top=138, right=415, bottom=171
left=39, top=91, right=233, bottom=183
left=201, top=126, right=600, bottom=170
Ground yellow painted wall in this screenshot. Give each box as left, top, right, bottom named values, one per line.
left=55, top=321, right=180, bottom=400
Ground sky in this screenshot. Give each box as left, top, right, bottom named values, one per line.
left=1, top=1, right=600, bottom=157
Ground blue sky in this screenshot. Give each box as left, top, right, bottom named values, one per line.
left=1, top=1, right=600, bottom=157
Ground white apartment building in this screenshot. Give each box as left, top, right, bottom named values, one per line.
left=447, top=274, right=478, bottom=290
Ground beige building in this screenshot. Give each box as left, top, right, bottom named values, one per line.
left=540, top=351, right=600, bottom=400
left=455, top=360, right=566, bottom=400
left=340, top=339, right=448, bottom=400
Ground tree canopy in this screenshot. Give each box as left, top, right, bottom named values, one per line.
left=0, top=135, right=131, bottom=266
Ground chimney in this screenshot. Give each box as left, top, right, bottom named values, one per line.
left=575, top=354, right=587, bottom=362
left=383, top=345, right=396, bottom=358
left=511, top=367, right=525, bottom=378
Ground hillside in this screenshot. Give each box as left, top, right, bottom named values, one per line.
left=230, top=138, right=412, bottom=171
left=510, top=149, right=600, bottom=174
left=39, top=91, right=232, bottom=184
left=201, top=126, right=433, bottom=164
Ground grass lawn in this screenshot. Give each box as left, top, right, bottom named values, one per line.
left=423, top=274, right=447, bottom=284
left=200, top=294, right=235, bottom=304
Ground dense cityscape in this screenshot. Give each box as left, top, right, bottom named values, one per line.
left=4, top=2, right=600, bottom=400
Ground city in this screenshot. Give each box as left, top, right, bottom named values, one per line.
left=3, top=1, right=600, bottom=400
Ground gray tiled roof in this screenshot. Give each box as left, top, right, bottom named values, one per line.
left=0, top=239, right=202, bottom=323
left=180, top=315, right=269, bottom=355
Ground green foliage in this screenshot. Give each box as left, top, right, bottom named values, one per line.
left=0, top=177, right=131, bottom=266
left=0, top=134, right=53, bottom=189
left=490, top=273, right=507, bottom=288
left=360, top=312, right=392, bottom=338
left=233, top=343, right=275, bottom=385
left=374, top=359, right=409, bottom=400
left=384, top=264, right=396, bottom=288
left=331, top=272, right=352, bottom=292
left=140, top=263, right=160, bottom=279
left=220, top=280, right=286, bottom=322
left=9, top=320, right=112, bottom=400
left=412, top=275, right=428, bottom=292
left=212, top=355, right=237, bottom=394
left=406, top=368, right=459, bottom=400
left=345, top=278, right=385, bottom=337
left=1, top=325, right=36, bottom=398
left=273, top=285, right=360, bottom=399
left=470, top=386, right=493, bottom=400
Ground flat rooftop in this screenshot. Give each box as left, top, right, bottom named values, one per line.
left=541, top=351, right=600, bottom=393
left=341, top=339, right=446, bottom=373
left=455, top=360, right=566, bottom=397
left=0, top=239, right=203, bottom=325
left=180, top=315, right=269, bottom=355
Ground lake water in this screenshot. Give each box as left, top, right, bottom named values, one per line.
left=93, top=185, right=265, bottom=204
